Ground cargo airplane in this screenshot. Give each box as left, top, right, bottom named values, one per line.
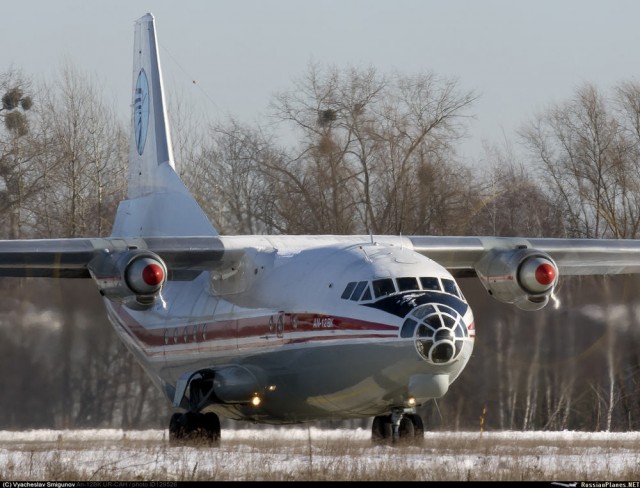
left=4, top=13, right=640, bottom=443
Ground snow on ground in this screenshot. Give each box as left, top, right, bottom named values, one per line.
left=3, top=427, right=640, bottom=443
left=0, top=428, right=639, bottom=481
left=0, top=427, right=369, bottom=443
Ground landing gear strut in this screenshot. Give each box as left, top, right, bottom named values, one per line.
left=169, top=411, right=221, bottom=445
left=371, top=409, right=424, bottom=444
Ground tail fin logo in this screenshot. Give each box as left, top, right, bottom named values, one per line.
left=134, top=69, right=150, bottom=155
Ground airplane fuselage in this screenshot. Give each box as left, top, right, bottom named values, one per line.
left=105, top=236, right=475, bottom=423
left=8, top=13, right=640, bottom=442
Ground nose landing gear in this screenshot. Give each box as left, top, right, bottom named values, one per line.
left=371, top=408, right=424, bottom=444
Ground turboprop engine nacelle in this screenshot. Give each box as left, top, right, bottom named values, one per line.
left=474, top=247, right=558, bottom=311
left=88, top=249, right=167, bottom=310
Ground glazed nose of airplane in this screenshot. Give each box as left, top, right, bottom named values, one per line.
left=400, top=303, right=470, bottom=365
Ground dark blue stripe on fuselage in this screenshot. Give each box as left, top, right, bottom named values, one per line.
left=364, top=291, right=468, bottom=318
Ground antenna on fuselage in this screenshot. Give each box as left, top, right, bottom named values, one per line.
left=369, top=230, right=375, bottom=245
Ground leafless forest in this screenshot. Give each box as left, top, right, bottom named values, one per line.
left=1, top=64, right=640, bottom=431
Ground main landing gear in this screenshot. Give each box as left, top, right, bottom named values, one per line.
left=371, top=408, right=424, bottom=444
left=169, top=411, right=221, bottom=445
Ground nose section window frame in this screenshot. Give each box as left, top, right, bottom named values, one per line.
left=396, top=276, right=419, bottom=292
left=441, top=278, right=461, bottom=298
left=350, top=281, right=369, bottom=301
left=420, top=276, right=441, bottom=291
left=360, top=285, right=372, bottom=301
left=406, top=302, right=470, bottom=365
left=372, top=278, right=396, bottom=298
left=341, top=282, right=357, bottom=299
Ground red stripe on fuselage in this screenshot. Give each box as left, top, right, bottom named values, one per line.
left=108, top=303, right=400, bottom=356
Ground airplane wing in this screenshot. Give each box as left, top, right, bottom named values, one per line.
left=0, top=233, right=638, bottom=312
left=0, top=236, right=243, bottom=278
left=407, top=235, right=640, bottom=310
left=3, top=234, right=639, bottom=280
left=408, top=236, right=640, bottom=277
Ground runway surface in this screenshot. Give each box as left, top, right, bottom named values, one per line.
left=1, top=428, right=639, bottom=481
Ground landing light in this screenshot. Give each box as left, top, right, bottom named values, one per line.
left=268, top=385, right=276, bottom=392
left=251, top=394, right=262, bottom=407
left=407, top=397, right=416, bottom=407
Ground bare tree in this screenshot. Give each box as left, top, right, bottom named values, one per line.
left=183, top=119, right=284, bottom=234
left=33, top=63, right=127, bottom=238
left=467, top=141, right=564, bottom=237
left=266, top=64, right=479, bottom=234
left=521, top=83, right=640, bottom=239
left=0, top=70, right=42, bottom=239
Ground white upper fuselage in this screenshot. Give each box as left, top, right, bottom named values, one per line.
left=4, top=13, right=640, bottom=431
left=105, top=235, right=475, bottom=423
left=104, top=16, right=475, bottom=423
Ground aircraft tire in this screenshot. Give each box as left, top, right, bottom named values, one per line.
left=169, top=412, right=186, bottom=443
left=398, top=416, right=415, bottom=440
left=371, top=415, right=393, bottom=442
left=202, top=412, right=221, bottom=444
left=168, top=411, right=221, bottom=446
left=372, top=413, right=425, bottom=445
left=406, top=414, right=424, bottom=436
left=404, top=413, right=425, bottom=444
left=182, top=411, right=200, bottom=434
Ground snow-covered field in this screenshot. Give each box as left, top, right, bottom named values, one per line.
left=1, top=428, right=639, bottom=481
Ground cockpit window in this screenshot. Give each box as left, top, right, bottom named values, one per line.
left=361, top=286, right=372, bottom=301
left=350, top=281, right=369, bottom=301
left=396, top=277, right=419, bottom=292
left=373, top=278, right=395, bottom=298
left=420, top=277, right=441, bottom=291
left=343, top=276, right=463, bottom=303
left=341, top=282, right=357, bottom=299
left=441, top=278, right=460, bottom=298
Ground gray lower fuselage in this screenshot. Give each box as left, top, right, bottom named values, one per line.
left=105, top=239, right=476, bottom=423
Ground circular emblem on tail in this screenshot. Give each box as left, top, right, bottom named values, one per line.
left=134, top=69, right=149, bottom=155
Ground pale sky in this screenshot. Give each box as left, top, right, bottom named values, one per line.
left=3, top=0, right=640, bottom=165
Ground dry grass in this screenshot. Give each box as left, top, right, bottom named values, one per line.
left=0, top=429, right=639, bottom=481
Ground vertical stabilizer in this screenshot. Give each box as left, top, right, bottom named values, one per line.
left=111, top=13, right=218, bottom=238
left=129, top=12, right=174, bottom=198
